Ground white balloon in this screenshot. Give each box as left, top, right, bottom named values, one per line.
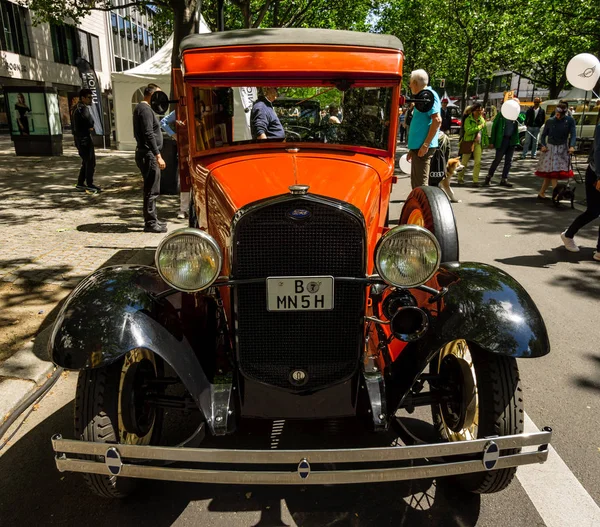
left=566, top=53, right=600, bottom=91
left=501, top=99, right=520, bottom=121
left=399, top=153, right=411, bottom=174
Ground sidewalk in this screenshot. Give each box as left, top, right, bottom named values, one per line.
left=0, top=135, right=183, bottom=429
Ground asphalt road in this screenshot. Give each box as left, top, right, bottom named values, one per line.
left=1, top=142, right=598, bottom=526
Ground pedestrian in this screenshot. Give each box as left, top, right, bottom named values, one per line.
left=133, top=83, right=167, bottom=233
left=251, top=87, right=285, bottom=140
left=440, top=98, right=452, bottom=133
left=560, top=121, right=600, bottom=260
left=406, top=69, right=442, bottom=188
left=485, top=111, right=519, bottom=187
left=72, top=88, right=100, bottom=193
left=456, top=103, right=488, bottom=187
left=521, top=97, right=545, bottom=159
left=398, top=106, right=406, bottom=143
left=160, top=110, right=189, bottom=220
left=535, top=103, right=576, bottom=200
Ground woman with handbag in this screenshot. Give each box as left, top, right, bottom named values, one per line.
left=457, top=103, right=489, bottom=187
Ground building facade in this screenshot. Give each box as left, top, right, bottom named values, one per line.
left=480, top=71, right=551, bottom=108
left=0, top=0, right=158, bottom=137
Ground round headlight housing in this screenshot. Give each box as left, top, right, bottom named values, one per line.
left=375, top=225, right=441, bottom=288
left=155, top=228, right=222, bottom=292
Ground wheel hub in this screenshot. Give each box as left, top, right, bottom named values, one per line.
left=435, top=339, right=479, bottom=441
left=119, top=354, right=157, bottom=440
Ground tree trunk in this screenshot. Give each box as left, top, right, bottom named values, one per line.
left=170, top=0, right=198, bottom=70
left=482, top=77, right=492, bottom=109
left=461, top=45, right=474, bottom=112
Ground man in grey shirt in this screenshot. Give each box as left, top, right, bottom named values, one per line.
left=133, top=83, right=167, bottom=233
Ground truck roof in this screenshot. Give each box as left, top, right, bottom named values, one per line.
left=180, top=28, right=403, bottom=53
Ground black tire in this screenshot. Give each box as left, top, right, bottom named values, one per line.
left=431, top=340, right=524, bottom=494
left=74, top=350, right=162, bottom=498
left=400, top=186, right=459, bottom=262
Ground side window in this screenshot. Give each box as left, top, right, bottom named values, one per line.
left=193, top=87, right=233, bottom=151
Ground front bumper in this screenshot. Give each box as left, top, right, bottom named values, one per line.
left=52, top=428, right=551, bottom=485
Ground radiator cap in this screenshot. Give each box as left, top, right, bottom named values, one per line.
left=289, top=185, right=310, bottom=195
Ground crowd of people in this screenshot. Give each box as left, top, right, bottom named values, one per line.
left=399, top=71, right=600, bottom=262
left=69, top=77, right=599, bottom=261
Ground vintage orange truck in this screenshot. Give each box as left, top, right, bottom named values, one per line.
left=50, top=28, right=551, bottom=498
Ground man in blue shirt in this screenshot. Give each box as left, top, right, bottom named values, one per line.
left=406, top=70, right=442, bottom=188
left=251, top=87, right=285, bottom=140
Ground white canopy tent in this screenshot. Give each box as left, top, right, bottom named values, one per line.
left=111, top=18, right=254, bottom=150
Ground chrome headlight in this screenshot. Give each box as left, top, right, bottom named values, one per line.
left=375, top=225, right=441, bottom=287
left=155, top=228, right=222, bottom=292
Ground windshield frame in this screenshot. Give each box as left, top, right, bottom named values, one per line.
left=185, top=79, right=401, bottom=158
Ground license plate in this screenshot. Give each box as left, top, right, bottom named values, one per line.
left=267, top=276, right=334, bottom=311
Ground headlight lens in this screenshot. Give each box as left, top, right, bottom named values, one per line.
left=155, top=228, right=222, bottom=292
left=375, top=225, right=441, bottom=287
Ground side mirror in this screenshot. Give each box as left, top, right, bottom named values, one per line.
left=151, top=91, right=171, bottom=115
left=405, top=89, right=435, bottom=113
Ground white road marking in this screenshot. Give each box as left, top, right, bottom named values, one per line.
left=517, top=413, right=600, bottom=527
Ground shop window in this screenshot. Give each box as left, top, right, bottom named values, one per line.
left=78, top=29, right=91, bottom=63
left=90, top=34, right=102, bottom=71
left=114, top=56, right=122, bottom=72
left=0, top=0, right=32, bottom=56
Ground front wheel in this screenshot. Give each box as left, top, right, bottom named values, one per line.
left=74, top=348, right=162, bottom=498
left=430, top=340, right=524, bottom=493
left=400, top=186, right=459, bottom=262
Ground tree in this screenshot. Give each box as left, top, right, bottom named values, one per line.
left=509, top=0, right=599, bottom=98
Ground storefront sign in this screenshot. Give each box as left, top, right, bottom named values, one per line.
left=0, top=56, right=28, bottom=76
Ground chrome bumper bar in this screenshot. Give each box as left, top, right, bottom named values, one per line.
left=52, top=428, right=551, bottom=485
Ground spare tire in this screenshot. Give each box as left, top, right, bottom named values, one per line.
left=400, top=186, right=459, bottom=262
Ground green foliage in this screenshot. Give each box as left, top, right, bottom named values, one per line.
left=375, top=0, right=598, bottom=105
left=26, top=0, right=598, bottom=101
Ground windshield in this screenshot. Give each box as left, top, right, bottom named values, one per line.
left=191, top=85, right=394, bottom=152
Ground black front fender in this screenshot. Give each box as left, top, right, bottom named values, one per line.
left=51, top=265, right=178, bottom=369
left=49, top=265, right=233, bottom=435
left=429, top=261, right=550, bottom=358
left=388, top=262, right=550, bottom=409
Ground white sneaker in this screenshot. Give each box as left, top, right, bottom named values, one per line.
left=560, top=231, right=579, bottom=252
left=177, top=211, right=187, bottom=220
left=593, top=252, right=600, bottom=261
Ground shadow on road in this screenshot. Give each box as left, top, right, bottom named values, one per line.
left=0, top=401, right=481, bottom=527
left=574, top=354, right=600, bottom=394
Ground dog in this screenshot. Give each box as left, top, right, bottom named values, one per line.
left=552, top=182, right=576, bottom=209
left=439, top=157, right=464, bottom=203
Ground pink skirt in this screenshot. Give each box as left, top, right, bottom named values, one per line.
left=535, top=143, right=573, bottom=179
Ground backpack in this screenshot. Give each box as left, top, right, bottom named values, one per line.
left=428, top=148, right=446, bottom=187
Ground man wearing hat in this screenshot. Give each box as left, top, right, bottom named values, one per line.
left=522, top=97, right=545, bottom=159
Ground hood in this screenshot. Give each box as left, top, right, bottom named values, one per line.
left=205, top=151, right=388, bottom=221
